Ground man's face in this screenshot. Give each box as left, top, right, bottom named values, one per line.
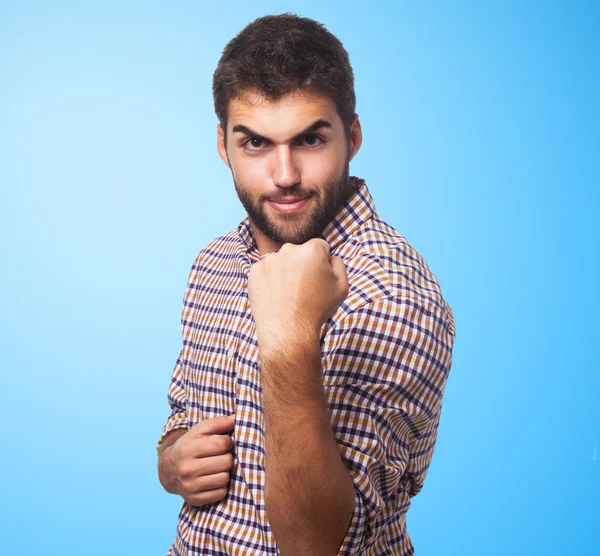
left=217, top=89, right=361, bottom=251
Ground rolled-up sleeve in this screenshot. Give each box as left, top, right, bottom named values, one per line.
left=156, top=252, right=207, bottom=456
left=321, top=295, right=456, bottom=555
left=156, top=355, right=189, bottom=456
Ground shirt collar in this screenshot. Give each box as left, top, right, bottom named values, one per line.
left=236, top=176, right=375, bottom=254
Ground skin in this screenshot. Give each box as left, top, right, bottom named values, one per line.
left=159, top=88, right=364, bottom=554
left=217, top=88, right=362, bottom=256
left=157, top=415, right=235, bottom=507
left=222, top=89, right=364, bottom=554
left=247, top=239, right=355, bottom=555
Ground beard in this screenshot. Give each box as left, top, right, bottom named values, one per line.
left=233, top=161, right=352, bottom=246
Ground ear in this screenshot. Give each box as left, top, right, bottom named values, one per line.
left=348, top=114, right=363, bottom=162
left=217, top=123, right=230, bottom=167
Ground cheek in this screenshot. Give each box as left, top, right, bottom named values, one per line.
left=297, top=149, right=345, bottom=181
left=230, top=153, right=269, bottom=184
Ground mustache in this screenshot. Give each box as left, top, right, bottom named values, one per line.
left=264, top=191, right=315, bottom=203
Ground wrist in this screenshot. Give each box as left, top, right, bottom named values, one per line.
left=259, top=326, right=321, bottom=366
left=158, top=445, right=179, bottom=495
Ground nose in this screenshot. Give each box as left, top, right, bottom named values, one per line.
left=272, top=145, right=300, bottom=188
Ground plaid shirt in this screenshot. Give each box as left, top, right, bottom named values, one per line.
left=157, top=176, right=456, bottom=555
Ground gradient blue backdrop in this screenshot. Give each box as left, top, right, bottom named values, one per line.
left=1, top=1, right=598, bottom=554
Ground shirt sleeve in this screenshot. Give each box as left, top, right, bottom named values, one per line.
left=320, top=295, right=456, bottom=554
left=156, top=251, right=206, bottom=456
left=156, top=354, right=189, bottom=456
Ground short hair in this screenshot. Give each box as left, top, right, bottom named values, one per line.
left=212, top=13, right=356, bottom=143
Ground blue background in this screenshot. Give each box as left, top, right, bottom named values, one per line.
left=1, top=1, right=598, bottom=554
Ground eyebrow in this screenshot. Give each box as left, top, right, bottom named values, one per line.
left=231, top=119, right=333, bottom=143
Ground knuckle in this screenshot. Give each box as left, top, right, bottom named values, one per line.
left=186, top=495, right=202, bottom=507
left=178, top=461, right=193, bottom=479
left=213, top=487, right=228, bottom=501
left=200, top=472, right=229, bottom=491
left=188, top=486, right=228, bottom=507
left=180, top=480, right=193, bottom=496
left=219, top=436, right=231, bottom=452
left=309, top=237, right=327, bottom=249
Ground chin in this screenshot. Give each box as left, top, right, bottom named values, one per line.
left=264, top=222, right=321, bottom=246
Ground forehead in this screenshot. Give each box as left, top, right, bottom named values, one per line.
left=227, top=89, right=341, bottom=134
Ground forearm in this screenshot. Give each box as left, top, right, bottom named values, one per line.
left=260, top=335, right=355, bottom=556
left=157, top=428, right=188, bottom=493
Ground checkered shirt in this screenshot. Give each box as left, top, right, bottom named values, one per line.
left=157, top=176, right=456, bottom=555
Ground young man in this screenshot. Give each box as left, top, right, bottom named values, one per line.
left=157, top=13, right=455, bottom=556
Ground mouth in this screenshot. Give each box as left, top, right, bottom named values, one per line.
left=267, top=196, right=311, bottom=214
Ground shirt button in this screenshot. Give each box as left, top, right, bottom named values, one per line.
left=227, top=348, right=235, bottom=360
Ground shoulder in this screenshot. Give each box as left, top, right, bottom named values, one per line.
left=331, top=213, right=455, bottom=339
left=188, top=229, right=241, bottom=271
left=358, top=213, right=446, bottom=308
left=183, top=230, right=242, bottom=295
left=195, top=230, right=241, bottom=266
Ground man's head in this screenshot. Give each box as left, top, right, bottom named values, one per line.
left=213, top=13, right=362, bottom=252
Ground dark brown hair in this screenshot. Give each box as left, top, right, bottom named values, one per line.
left=212, top=13, right=356, bottom=143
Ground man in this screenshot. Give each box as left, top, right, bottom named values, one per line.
left=157, top=13, right=455, bottom=556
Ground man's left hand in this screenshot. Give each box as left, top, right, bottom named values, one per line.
left=247, top=239, right=348, bottom=357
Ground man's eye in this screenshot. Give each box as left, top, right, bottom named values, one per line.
left=244, top=137, right=264, bottom=150
left=242, top=135, right=323, bottom=151
left=303, top=134, right=323, bottom=146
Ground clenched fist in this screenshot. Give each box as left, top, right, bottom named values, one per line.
left=159, top=414, right=235, bottom=507
left=248, top=239, right=349, bottom=357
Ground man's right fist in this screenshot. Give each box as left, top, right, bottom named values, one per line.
left=159, top=414, right=236, bottom=507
